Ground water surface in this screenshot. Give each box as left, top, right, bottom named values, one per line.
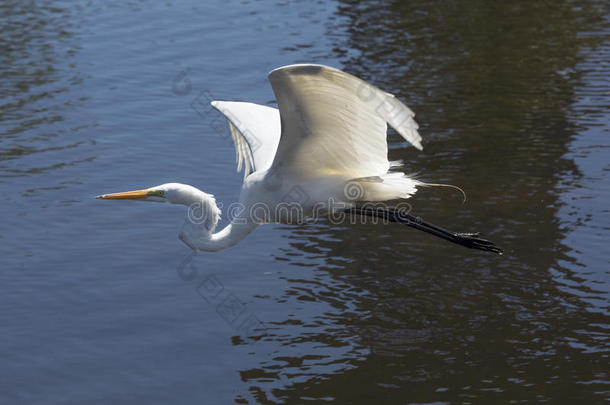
left=1, top=0, right=608, bottom=403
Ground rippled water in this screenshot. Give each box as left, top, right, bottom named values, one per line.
left=1, top=1, right=608, bottom=403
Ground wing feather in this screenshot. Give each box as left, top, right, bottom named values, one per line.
left=211, top=101, right=281, bottom=180
left=267, top=64, right=422, bottom=179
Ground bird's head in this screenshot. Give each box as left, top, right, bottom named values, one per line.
left=96, top=183, right=206, bottom=206
left=97, top=182, right=222, bottom=242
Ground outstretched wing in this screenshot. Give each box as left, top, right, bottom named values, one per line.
left=267, top=64, right=422, bottom=179
left=211, top=101, right=281, bottom=180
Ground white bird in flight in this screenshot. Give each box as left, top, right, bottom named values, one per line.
left=97, top=64, right=502, bottom=255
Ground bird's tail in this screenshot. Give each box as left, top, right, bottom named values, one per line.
left=417, top=182, right=467, bottom=203
left=347, top=174, right=466, bottom=203
left=346, top=173, right=421, bottom=201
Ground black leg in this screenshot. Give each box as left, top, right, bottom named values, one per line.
left=346, top=206, right=503, bottom=255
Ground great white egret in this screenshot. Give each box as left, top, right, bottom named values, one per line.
left=97, top=64, right=502, bottom=255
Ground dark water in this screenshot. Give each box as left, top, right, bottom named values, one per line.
left=1, top=0, right=608, bottom=403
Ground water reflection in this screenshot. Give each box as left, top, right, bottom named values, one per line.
left=237, top=0, right=609, bottom=402
left=0, top=1, right=92, bottom=185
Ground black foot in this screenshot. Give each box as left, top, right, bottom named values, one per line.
left=456, top=232, right=481, bottom=238
left=453, top=232, right=503, bottom=255
left=346, top=206, right=504, bottom=255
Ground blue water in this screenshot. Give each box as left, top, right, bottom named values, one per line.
left=1, top=1, right=608, bottom=403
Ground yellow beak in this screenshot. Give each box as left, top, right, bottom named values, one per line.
left=96, top=189, right=152, bottom=200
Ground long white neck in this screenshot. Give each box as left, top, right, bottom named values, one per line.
left=174, top=186, right=257, bottom=252
left=198, top=222, right=258, bottom=252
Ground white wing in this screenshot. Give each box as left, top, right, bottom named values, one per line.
left=267, top=64, right=422, bottom=179
left=211, top=101, right=281, bottom=180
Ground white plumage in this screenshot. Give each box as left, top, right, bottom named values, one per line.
left=211, top=100, right=280, bottom=179
left=214, top=64, right=423, bottom=204
left=97, top=64, right=502, bottom=255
